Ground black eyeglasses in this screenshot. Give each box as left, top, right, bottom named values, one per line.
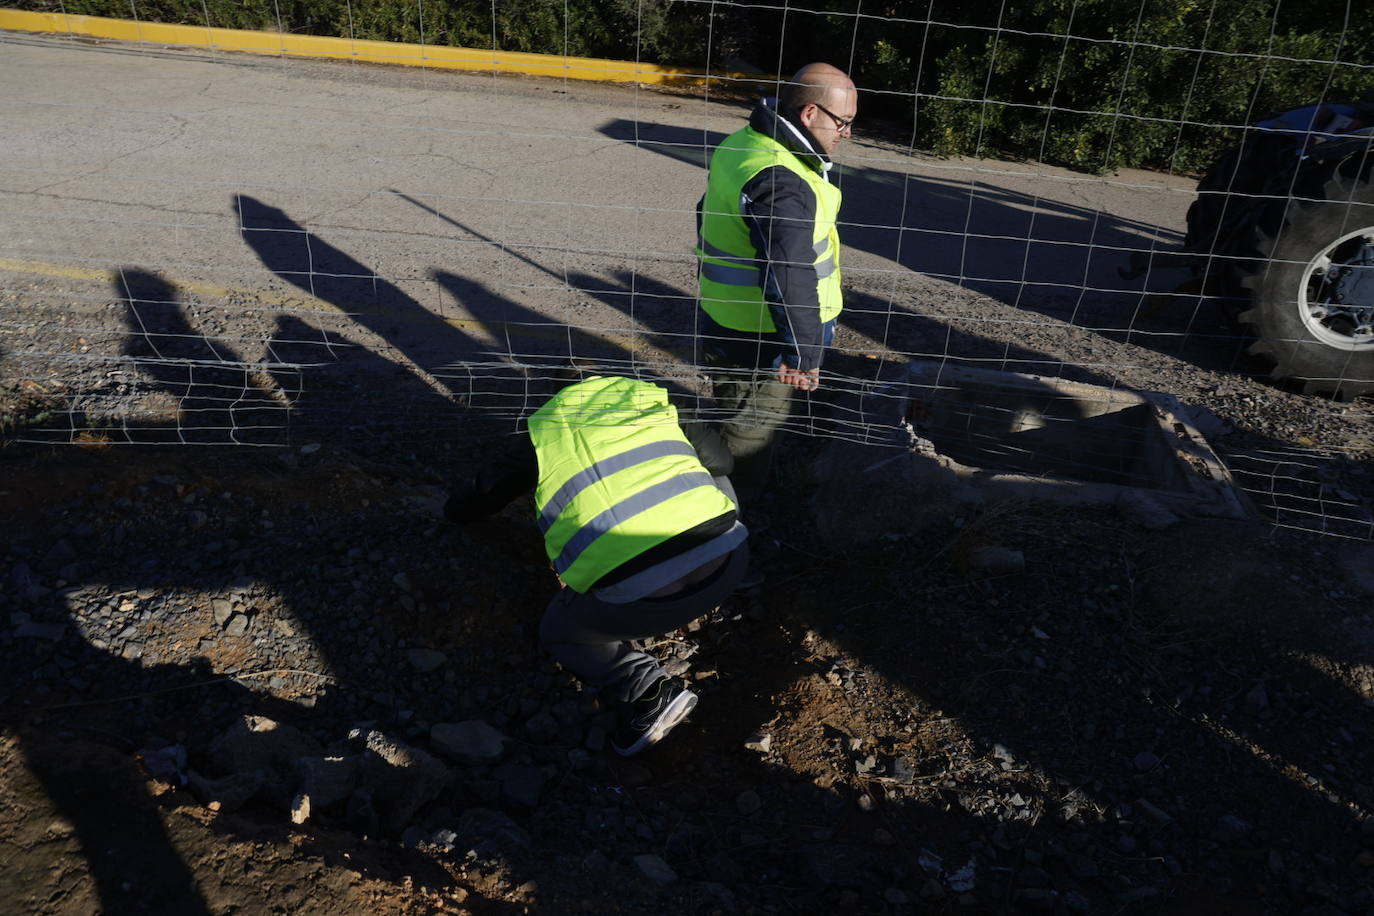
left=813, top=102, right=855, bottom=133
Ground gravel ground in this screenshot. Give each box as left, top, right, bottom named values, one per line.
left=4, top=31, right=1374, bottom=916
left=3, top=418, right=1374, bottom=914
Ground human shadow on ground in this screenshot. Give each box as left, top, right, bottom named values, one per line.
left=237, top=193, right=686, bottom=444
left=235, top=193, right=488, bottom=378
left=113, top=268, right=292, bottom=446
left=110, top=264, right=468, bottom=464
left=598, top=118, right=1242, bottom=377
left=0, top=266, right=538, bottom=913
left=386, top=188, right=705, bottom=403
left=237, top=192, right=561, bottom=453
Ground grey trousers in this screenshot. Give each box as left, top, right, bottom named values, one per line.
left=539, top=542, right=750, bottom=702
left=705, top=358, right=794, bottom=501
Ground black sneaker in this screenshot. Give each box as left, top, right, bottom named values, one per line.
left=611, top=678, right=697, bottom=757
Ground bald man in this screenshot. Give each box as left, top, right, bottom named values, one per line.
left=695, top=63, right=857, bottom=502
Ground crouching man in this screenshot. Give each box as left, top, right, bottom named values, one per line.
left=446, top=374, right=749, bottom=756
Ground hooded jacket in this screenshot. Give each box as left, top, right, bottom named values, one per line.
left=696, top=97, right=842, bottom=372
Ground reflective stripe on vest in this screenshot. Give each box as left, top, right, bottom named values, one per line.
left=549, top=471, right=717, bottom=576
left=528, top=376, right=737, bottom=593
left=700, top=259, right=759, bottom=286
left=537, top=439, right=699, bottom=534
left=697, top=125, right=842, bottom=333
left=698, top=236, right=836, bottom=287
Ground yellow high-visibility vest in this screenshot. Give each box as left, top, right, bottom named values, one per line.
left=697, top=126, right=842, bottom=332
left=528, top=376, right=737, bottom=593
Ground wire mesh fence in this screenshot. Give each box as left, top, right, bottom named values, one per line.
left=0, top=0, right=1371, bottom=539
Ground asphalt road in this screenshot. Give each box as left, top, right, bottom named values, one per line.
left=0, top=29, right=1200, bottom=376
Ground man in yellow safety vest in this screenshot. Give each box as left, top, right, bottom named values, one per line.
left=446, top=374, right=749, bottom=756
left=696, top=62, right=857, bottom=501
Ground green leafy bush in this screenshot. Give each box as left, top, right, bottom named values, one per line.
left=15, top=0, right=1371, bottom=173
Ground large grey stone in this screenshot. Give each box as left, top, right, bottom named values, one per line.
left=356, top=730, right=451, bottom=833
left=430, top=720, right=508, bottom=764
left=293, top=755, right=359, bottom=809
left=523, top=710, right=559, bottom=744
left=207, top=716, right=321, bottom=805
left=406, top=648, right=447, bottom=672
left=138, top=744, right=188, bottom=785
left=187, top=769, right=266, bottom=812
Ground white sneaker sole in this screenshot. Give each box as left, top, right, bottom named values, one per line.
left=614, top=689, right=698, bottom=757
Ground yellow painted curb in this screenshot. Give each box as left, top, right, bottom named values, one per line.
left=0, top=8, right=771, bottom=87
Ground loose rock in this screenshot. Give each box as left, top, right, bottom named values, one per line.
left=633, top=854, right=678, bottom=883
left=430, top=720, right=508, bottom=764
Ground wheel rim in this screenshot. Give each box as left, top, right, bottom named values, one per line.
left=1301, top=227, right=1374, bottom=351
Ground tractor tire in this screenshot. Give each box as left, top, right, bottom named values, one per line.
left=1226, top=151, right=1374, bottom=400
left=1185, top=134, right=1292, bottom=257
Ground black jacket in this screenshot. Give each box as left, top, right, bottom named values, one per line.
left=445, top=420, right=737, bottom=589
left=698, top=97, right=838, bottom=373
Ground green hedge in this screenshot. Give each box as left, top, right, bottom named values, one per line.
left=758, top=0, right=1373, bottom=173
left=17, top=0, right=1372, bottom=173
left=19, top=0, right=702, bottom=60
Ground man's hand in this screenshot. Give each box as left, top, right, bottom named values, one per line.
left=777, top=362, right=820, bottom=392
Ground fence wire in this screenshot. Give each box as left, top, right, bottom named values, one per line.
left=0, top=0, right=1371, bottom=540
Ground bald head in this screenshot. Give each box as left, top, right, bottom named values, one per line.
left=780, top=63, right=855, bottom=113
left=780, top=63, right=857, bottom=155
